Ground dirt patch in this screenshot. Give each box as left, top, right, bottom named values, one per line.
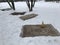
left=11, top=12, right=26, bottom=15
left=20, top=13, right=38, bottom=20
left=1, top=8, right=12, bottom=11
left=20, top=24, right=60, bottom=37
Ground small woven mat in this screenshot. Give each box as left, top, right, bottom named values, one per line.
left=1, top=8, right=12, bottom=11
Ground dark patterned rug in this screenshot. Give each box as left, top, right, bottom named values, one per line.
left=11, top=12, right=26, bottom=15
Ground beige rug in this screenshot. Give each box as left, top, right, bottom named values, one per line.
left=20, top=13, right=38, bottom=20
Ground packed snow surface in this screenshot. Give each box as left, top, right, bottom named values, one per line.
left=0, top=1, right=60, bottom=45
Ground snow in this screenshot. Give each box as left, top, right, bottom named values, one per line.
left=0, top=1, right=60, bottom=45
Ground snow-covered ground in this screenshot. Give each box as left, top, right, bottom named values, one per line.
left=0, top=1, right=60, bottom=45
